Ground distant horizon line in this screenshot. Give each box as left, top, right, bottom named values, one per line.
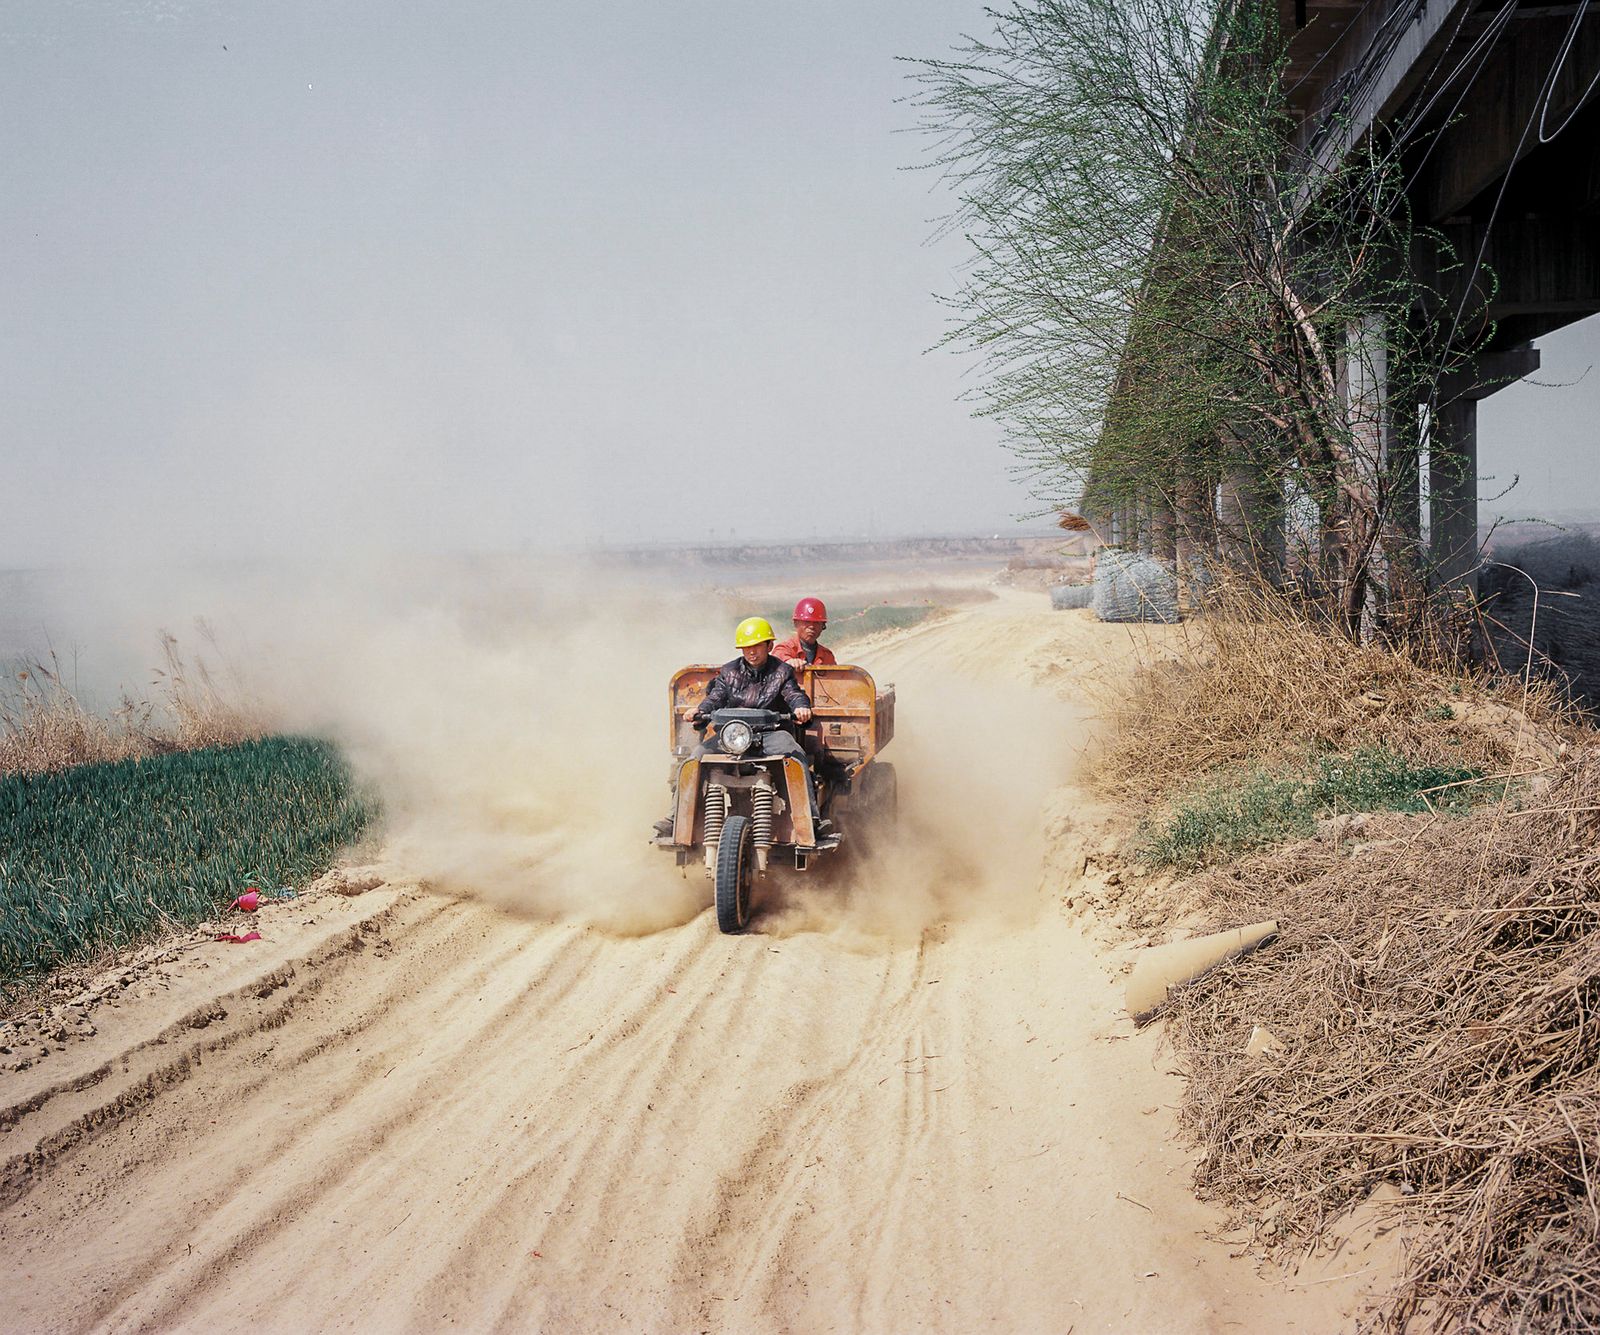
left=0, top=525, right=1069, bottom=577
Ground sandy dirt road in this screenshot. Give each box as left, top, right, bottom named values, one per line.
left=0, top=592, right=1387, bottom=1333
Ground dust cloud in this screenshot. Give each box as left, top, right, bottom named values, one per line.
left=13, top=555, right=1089, bottom=941
left=247, top=561, right=730, bottom=935
left=249, top=562, right=1089, bottom=943
left=758, top=668, right=1091, bottom=944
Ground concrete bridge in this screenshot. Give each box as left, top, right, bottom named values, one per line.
left=1092, top=0, right=1600, bottom=593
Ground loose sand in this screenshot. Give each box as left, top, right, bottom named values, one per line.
left=0, top=590, right=1397, bottom=1332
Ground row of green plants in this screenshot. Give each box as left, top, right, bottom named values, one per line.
left=1, top=737, right=374, bottom=996
left=758, top=603, right=944, bottom=643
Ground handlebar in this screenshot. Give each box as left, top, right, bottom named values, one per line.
left=690, top=706, right=810, bottom=728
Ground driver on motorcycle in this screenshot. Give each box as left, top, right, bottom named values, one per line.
left=690, top=617, right=814, bottom=725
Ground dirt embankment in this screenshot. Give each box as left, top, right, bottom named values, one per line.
left=0, top=590, right=1392, bottom=1333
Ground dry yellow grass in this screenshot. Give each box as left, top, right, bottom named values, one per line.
left=1165, top=758, right=1600, bottom=1331
left=0, top=637, right=265, bottom=776
left=1096, top=576, right=1600, bottom=1329
left=0, top=659, right=141, bottom=775
left=1091, top=574, right=1574, bottom=805
left=154, top=630, right=264, bottom=752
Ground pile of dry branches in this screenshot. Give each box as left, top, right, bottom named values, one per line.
left=1161, top=754, right=1600, bottom=1330
left=1091, top=572, right=1600, bottom=1325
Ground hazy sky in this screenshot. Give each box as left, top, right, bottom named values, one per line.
left=2, top=1, right=1045, bottom=567
left=3, top=2, right=1595, bottom=570
left=1480, top=318, right=1600, bottom=525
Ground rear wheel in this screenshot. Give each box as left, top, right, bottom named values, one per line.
left=859, top=763, right=898, bottom=823
left=714, top=813, right=754, bottom=933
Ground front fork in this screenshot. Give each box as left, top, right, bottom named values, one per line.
left=702, top=783, right=727, bottom=872
left=751, top=783, right=774, bottom=872
left=700, top=780, right=777, bottom=873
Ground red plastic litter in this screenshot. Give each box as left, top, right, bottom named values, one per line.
left=215, top=931, right=262, bottom=944
left=231, top=890, right=261, bottom=912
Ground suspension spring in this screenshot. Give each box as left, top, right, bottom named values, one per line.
left=751, top=783, right=774, bottom=849
left=702, top=785, right=727, bottom=850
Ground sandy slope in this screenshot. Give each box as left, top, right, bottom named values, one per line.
left=0, top=592, right=1392, bottom=1333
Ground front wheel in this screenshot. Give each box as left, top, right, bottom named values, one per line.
left=714, top=813, right=755, bottom=934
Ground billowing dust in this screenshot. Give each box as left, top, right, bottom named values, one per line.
left=759, top=674, right=1086, bottom=944
left=221, top=561, right=1086, bottom=940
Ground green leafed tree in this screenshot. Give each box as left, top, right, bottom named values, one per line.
left=912, top=0, right=1482, bottom=633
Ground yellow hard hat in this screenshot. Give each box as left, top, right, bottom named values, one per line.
left=734, top=616, right=776, bottom=647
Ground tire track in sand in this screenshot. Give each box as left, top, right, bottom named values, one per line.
left=392, top=918, right=743, bottom=1329
left=848, top=1003, right=951, bottom=1331
left=1, top=593, right=1387, bottom=1335
left=0, top=892, right=447, bottom=1211
left=95, top=911, right=728, bottom=1334
left=665, top=932, right=935, bottom=1331
left=101, top=917, right=727, bottom=1335
left=54, top=909, right=603, bottom=1332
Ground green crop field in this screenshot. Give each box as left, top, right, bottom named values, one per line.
left=1, top=737, right=374, bottom=995
left=759, top=603, right=944, bottom=643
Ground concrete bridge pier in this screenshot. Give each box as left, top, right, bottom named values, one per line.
left=1175, top=470, right=1214, bottom=571
left=1428, top=398, right=1479, bottom=593
left=1342, top=316, right=1435, bottom=617
left=1125, top=493, right=1147, bottom=553
left=1216, top=464, right=1285, bottom=582
left=1344, top=314, right=1393, bottom=633
left=1150, top=487, right=1177, bottom=564
left=1174, top=469, right=1215, bottom=608
left=1385, top=386, right=1424, bottom=590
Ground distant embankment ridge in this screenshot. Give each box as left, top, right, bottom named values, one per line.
left=593, top=535, right=1042, bottom=568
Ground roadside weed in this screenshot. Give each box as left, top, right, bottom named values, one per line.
left=1137, top=748, right=1485, bottom=868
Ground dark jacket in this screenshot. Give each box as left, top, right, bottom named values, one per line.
left=695, top=654, right=811, bottom=719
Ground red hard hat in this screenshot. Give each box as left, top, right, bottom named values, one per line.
left=793, top=596, right=827, bottom=622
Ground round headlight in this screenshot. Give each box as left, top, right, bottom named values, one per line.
left=720, top=720, right=754, bottom=755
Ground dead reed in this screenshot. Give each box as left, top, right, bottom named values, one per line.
left=1165, top=764, right=1600, bottom=1331
left=0, top=656, right=141, bottom=775
left=0, top=634, right=265, bottom=776
left=153, top=628, right=263, bottom=751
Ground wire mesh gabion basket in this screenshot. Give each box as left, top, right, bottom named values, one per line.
left=1091, top=548, right=1181, bottom=623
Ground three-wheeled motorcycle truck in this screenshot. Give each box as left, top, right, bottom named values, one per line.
left=651, top=663, right=897, bottom=933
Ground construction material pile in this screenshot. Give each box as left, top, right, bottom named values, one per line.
left=1162, top=760, right=1600, bottom=1331
left=1091, top=548, right=1180, bottom=623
